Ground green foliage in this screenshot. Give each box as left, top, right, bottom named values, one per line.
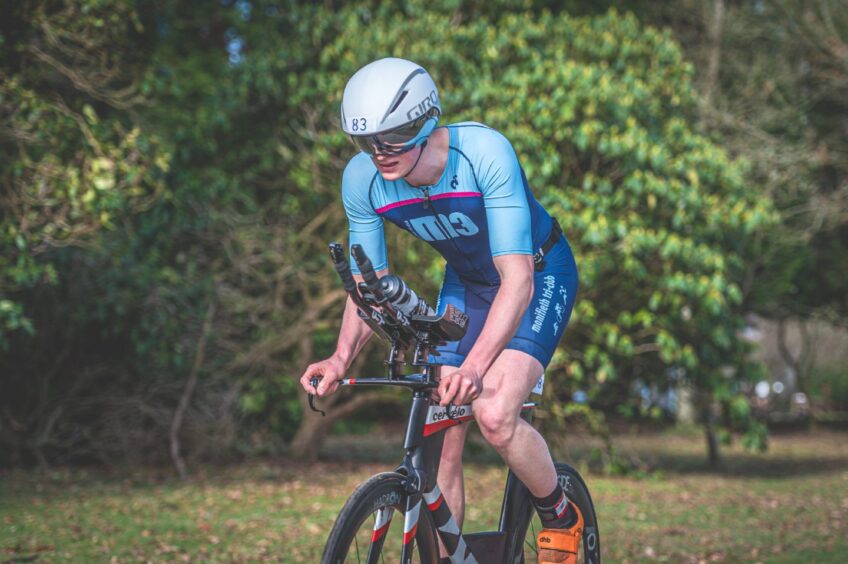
left=610, top=1, right=848, bottom=323
left=308, top=6, right=777, bottom=461
left=809, top=370, right=848, bottom=412
left=310, top=6, right=775, bottom=426
left=0, top=1, right=788, bottom=465
left=0, top=1, right=169, bottom=349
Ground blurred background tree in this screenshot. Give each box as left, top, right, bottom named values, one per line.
left=1, top=0, right=844, bottom=471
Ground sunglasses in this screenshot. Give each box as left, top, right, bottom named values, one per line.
left=349, top=110, right=439, bottom=156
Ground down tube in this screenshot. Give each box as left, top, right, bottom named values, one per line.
left=423, top=484, right=477, bottom=563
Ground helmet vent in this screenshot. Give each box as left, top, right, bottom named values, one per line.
left=387, top=90, right=408, bottom=115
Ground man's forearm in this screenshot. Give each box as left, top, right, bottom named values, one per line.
left=332, top=268, right=389, bottom=368
left=333, top=295, right=374, bottom=369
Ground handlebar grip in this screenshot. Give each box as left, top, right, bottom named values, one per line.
left=329, top=242, right=357, bottom=294
left=351, top=244, right=384, bottom=301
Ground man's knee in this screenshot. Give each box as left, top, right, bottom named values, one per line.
left=475, top=406, right=518, bottom=451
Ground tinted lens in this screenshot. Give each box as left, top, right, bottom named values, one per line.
left=350, top=135, right=379, bottom=154
left=377, top=118, right=426, bottom=145
left=350, top=135, right=415, bottom=156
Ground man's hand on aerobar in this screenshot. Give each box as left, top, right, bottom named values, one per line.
left=300, top=356, right=346, bottom=397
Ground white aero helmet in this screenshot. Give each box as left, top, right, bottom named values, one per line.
left=341, top=57, right=441, bottom=155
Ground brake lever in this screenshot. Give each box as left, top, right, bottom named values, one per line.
left=308, top=377, right=326, bottom=416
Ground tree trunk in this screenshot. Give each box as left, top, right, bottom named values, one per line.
left=676, top=383, right=696, bottom=424
left=289, top=389, right=386, bottom=460
left=170, top=301, right=216, bottom=480
left=289, top=345, right=387, bottom=461
left=288, top=335, right=391, bottom=460
left=796, top=320, right=814, bottom=396
left=776, top=317, right=814, bottom=396
left=701, top=0, right=725, bottom=120
left=696, top=386, right=721, bottom=466
left=289, top=407, right=334, bottom=460
left=704, top=417, right=720, bottom=467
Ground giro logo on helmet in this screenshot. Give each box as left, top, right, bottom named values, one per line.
left=406, top=90, right=439, bottom=121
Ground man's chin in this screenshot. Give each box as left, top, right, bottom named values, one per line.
left=374, top=154, right=410, bottom=180
left=378, top=171, right=405, bottom=181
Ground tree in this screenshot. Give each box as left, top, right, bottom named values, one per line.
left=0, top=1, right=782, bottom=469
left=275, top=4, right=777, bottom=462
left=599, top=0, right=848, bottom=409
left=0, top=1, right=168, bottom=348
left=0, top=0, right=170, bottom=465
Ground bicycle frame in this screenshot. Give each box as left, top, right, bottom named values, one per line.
left=312, top=242, right=545, bottom=562
left=336, top=374, right=537, bottom=563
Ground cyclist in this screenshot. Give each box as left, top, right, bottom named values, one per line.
left=300, top=57, right=581, bottom=564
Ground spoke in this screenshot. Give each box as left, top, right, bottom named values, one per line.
left=525, top=520, right=538, bottom=554
left=355, top=533, right=361, bottom=564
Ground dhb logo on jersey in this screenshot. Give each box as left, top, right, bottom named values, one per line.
left=404, top=213, right=480, bottom=242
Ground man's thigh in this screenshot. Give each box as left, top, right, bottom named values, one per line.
left=437, top=351, right=542, bottom=451
left=433, top=246, right=577, bottom=370
left=472, top=349, right=544, bottom=416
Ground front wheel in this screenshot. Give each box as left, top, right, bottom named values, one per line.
left=510, top=463, right=601, bottom=563
left=322, top=472, right=440, bottom=564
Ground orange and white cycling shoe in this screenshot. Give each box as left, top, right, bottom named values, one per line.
left=536, top=503, right=584, bottom=563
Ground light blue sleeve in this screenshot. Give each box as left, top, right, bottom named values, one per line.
left=466, top=127, right=533, bottom=256
left=341, top=154, right=389, bottom=273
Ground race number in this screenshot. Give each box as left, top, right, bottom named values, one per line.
left=349, top=116, right=374, bottom=133
left=532, top=374, right=545, bottom=395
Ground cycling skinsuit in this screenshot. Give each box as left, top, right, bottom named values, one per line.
left=342, top=122, right=578, bottom=368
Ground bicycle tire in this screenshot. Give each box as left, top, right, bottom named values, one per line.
left=322, top=472, right=440, bottom=564
left=507, top=462, right=601, bottom=564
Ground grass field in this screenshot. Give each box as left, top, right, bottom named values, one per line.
left=2, top=428, right=847, bottom=563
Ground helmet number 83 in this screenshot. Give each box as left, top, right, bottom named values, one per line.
left=351, top=118, right=368, bottom=132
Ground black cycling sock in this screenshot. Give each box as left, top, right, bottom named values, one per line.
left=531, top=484, right=577, bottom=529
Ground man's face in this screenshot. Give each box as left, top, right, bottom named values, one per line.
left=371, top=145, right=422, bottom=181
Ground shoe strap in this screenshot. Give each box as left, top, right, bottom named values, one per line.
left=537, top=527, right=582, bottom=554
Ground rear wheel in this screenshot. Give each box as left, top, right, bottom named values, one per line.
left=322, top=472, right=440, bottom=564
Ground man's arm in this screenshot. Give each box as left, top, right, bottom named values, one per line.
left=331, top=268, right=389, bottom=367
left=301, top=268, right=388, bottom=396
left=438, top=254, right=534, bottom=405
left=463, top=255, right=534, bottom=376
